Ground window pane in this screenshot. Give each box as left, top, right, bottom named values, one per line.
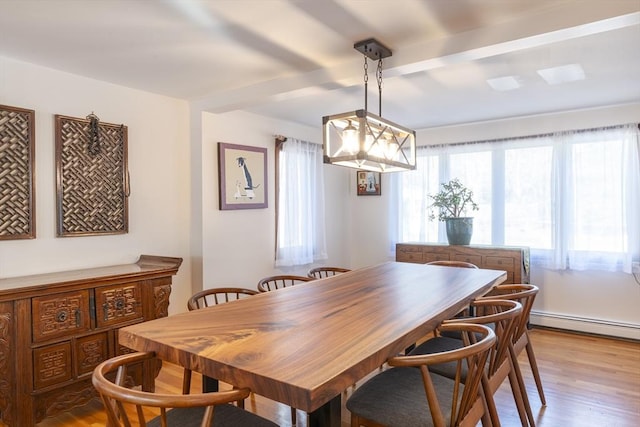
left=504, top=146, right=553, bottom=249
left=571, top=140, right=625, bottom=251
left=450, top=151, right=492, bottom=244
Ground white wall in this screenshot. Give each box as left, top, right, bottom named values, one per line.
left=197, top=110, right=351, bottom=292
left=349, top=103, right=640, bottom=339
left=0, top=56, right=192, bottom=315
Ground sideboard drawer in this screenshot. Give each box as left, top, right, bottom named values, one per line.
left=32, top=291, right=91, bottom=343
left=485, top=256, right=515, bottom=269
left=95, top=283, right=143, bottom=328
left=453, top=254, right=482, bottom=266
left=423, top=251, right=450, bottom=263
left=396, top=250, right=424, bottom=263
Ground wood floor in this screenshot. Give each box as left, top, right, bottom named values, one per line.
left=25, top=327, right=640, bottom=427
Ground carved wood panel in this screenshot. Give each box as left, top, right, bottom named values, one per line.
left=0, top=104, right=35, bottom=240
left=95, top=284, right=143, bottom=328
left=154, top=284, right=172, bottom=318
left=55, top=114, right=128, bottom=237
left=75, top=332, right=109, bottom=376
left=33, top=342, right=72, bottom=390
left=34, top=378, right=97, bottom=423
left=32, top=291, right=91, bottom=342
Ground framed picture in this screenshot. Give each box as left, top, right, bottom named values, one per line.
left=218, top=142, right=268, bottom=210
left=357, top=171, right=381, bottom=196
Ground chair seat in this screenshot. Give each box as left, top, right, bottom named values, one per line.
left=409, top=336, right=468, bottom=379
left=147, top=404, right=278, bottom=427
left=346, top=366, right=459, bottom=427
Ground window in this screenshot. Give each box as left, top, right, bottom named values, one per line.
left=392, top=124, right=640, bottom=273
left=275, top=137, right=327, bottom=267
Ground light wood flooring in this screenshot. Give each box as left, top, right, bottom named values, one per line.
left=26, top=327, right=640, bottom=426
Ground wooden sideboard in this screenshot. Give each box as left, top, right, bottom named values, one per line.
left=396, top=243, right=529, bottom=284
left=0, top=255, right=182, bottom=427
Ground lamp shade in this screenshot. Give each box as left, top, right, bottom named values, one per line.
left=322, top=109, right=416, bottom=173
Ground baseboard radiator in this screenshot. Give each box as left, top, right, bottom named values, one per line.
left=530, top=310, right=640, bottom=340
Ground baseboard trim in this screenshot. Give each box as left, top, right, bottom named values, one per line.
left=529, top=310, right=640, bottom=340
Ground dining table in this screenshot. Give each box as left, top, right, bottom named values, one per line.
left=118, top=261, right=506, bottom=426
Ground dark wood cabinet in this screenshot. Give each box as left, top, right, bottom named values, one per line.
left=396, top=243, right=529, bottom=284
left=0, top=255, right=182, bottom=426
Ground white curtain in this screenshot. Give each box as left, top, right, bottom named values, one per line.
left=275, top=137, right=327, bottom=267
left=390, top=124, right=640, bottom=273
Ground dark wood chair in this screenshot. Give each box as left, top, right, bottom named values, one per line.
left=426, top=260, right=479, bottom=268
left=409, top=298, right=531, bottom=427
left=257, top=274, right=313, bottom=292
left=347, top=323, right=496, bottom=427
left=187, top=287, right=258, bottom=311
left=307, top=266, right=351, bottom=279
left=92, top=351, right=278, bottom=427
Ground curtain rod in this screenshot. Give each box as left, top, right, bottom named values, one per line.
left=421, top=122, right=639, bottom=150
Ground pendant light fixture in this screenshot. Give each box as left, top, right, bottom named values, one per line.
left=322, top=38, right=416, bottom=173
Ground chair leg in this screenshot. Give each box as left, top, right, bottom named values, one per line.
left=481, top=375, right=499, bottom=427
left=507, top=363, right=530, bottom=426
left=291, top=406, right=297, bottom=426
left=509, top=345, right=536, bottom=427
left=524, top=335, right=546, bottom=405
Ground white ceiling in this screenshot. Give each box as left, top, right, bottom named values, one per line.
left=1, top=0, right=639, bottom=130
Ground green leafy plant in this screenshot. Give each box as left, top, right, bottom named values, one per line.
left=428, top=178, right=479, bottom=221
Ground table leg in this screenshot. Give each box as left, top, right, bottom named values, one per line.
left=202, top=375, right=219, bottom=393
left=308, top=394, right=341, bottom=427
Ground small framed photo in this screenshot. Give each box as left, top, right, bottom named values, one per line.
left=357, top=171, right=381, bottom=196
left=218, top=142, right=268, bottom=210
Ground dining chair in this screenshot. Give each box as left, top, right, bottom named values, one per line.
left=184, top=287, right=259, bottom=395
left=92, top=351, right=278, bottom=427
left=307, top=266, right=351, bottom=279
left=426, top=260, right=479, bottom=268
left=346, top=323, right=496, bottom=427
left=478, top=284, right=546, bottom=407
left=409, top=298, right=531, bottom=427
left=256, top=274, right=313, bottom=425
left=187, top=287, right=258, bottom=311
left=257, top=274, right=313, bottom=292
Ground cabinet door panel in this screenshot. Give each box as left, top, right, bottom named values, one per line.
left=32, top=290, right=91, bottom=343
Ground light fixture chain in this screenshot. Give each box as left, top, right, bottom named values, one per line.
left=363, top=55, right=369, bottom=113
left=377, top=57, right=383, bottom=116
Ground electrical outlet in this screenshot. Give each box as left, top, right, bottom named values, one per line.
left=633, top=262, right=640, bottom=274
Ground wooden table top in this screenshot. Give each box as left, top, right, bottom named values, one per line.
left=119, top=261, right=506, bottom=413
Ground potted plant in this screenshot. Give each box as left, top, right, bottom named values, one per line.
left=428, top=178, right=479, bottom=245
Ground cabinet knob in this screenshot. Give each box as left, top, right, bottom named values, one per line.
left=55, top=310, right=68, bottom=323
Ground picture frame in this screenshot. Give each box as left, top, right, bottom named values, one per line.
left=218, top=142, right=268, bottom=210
left=357, top=171, right=381, bottom=196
